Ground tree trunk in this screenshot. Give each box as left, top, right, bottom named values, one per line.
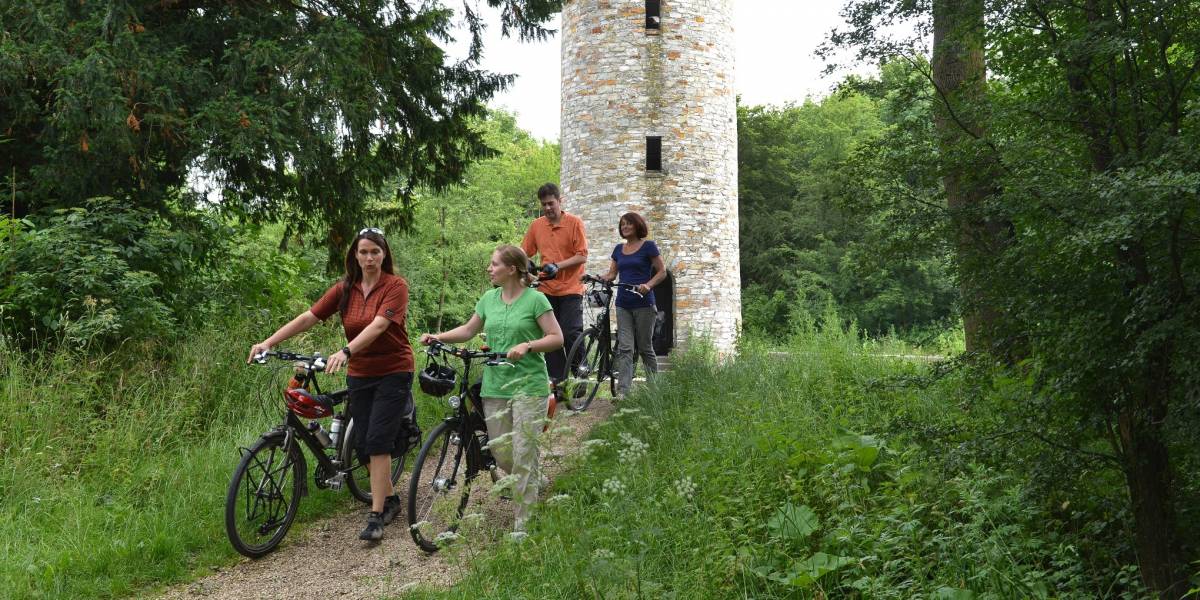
left=931, top=0, right=1003, bottom=356
left=1114, top=244, right=1186, bottom=597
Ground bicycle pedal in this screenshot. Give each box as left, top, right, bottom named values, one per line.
left=324, top=473, right=346, bottom=490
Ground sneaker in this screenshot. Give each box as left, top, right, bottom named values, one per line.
left=359, top=512, right=384, bottom=541
left=380, top=494, right=402, bottom=525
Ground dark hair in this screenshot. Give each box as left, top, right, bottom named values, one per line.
left=618, top=212, right=649, bottom=240
left=494, top=244, right=536, bottom=287
left=339, top=230, right=394, bottom=314
left=537, top=182, right=561, bottom=201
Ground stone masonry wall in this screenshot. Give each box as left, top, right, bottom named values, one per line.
left=560, top=0, right=741, bottom=353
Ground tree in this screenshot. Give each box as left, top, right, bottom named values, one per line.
left=0, top=0, right=559, bottom=250
left=930, top=0, right=1005, bottom=355
left=738, top=91, right=956, bottom=337
left=828, top=0, right=1200, bottom=594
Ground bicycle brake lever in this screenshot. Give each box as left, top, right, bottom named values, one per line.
left=253, top=352, right=268, bottom=364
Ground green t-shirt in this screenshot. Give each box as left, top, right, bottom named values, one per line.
left=474, top=287, right=553, bottom=399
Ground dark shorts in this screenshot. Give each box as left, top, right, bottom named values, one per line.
left=346, top=371, right=416, bottom=463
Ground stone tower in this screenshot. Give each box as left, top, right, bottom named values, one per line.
left=560, top=0, right=741, bottom=354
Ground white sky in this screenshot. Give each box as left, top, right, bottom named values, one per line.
left=458, top=2, right=869, bottom=142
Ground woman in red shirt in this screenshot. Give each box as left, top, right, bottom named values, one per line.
left=247, top=228, right=416, bottom=542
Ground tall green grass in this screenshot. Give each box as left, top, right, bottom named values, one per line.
left=404, top=326, right=1144, bottom=599
left=0, top=313, right=450, bottom=599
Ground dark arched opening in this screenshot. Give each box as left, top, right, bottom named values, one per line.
left=652, top=271, right=674, bottom=356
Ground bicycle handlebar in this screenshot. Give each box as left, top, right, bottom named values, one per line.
left=252, top=350, right=327, bottom=371
left=424, top=340, right=514, bottom=367
left=580, top=274, right=645, bottom=298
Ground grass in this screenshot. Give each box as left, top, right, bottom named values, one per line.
left=0, top=316, right=1148, bottom=598
left=401, top=326, right=1144, bottom=599
left=0, top=313, right=451, bottom=599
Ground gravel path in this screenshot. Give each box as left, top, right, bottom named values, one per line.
left=153, top=398, right=613, bottom=600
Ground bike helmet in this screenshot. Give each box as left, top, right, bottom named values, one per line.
left=284, top=387, right=333, bottom=419
left=419, top=363, right=457, bottom=397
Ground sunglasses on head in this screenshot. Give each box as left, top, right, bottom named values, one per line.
left=358, top=227, right=384, bottom=237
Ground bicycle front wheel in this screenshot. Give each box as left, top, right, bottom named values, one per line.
left=342, top=418, right=410, bottom=504
left=406, top=420, right=477, bottom=553
left=564, top=328, right=603, bottom=410
left=224, top=433, right=304, bottom=558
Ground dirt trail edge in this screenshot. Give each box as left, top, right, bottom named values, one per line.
left=153, top=399, right=614, bottom=600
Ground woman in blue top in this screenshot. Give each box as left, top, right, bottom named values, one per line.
left=600, top=212, right=667, bottom=397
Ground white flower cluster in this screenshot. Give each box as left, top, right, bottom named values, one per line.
left=580, top=438, right=609, bottom=459
left=601, top=477, right=626, bottom=496
left=617, top=431, right=649, bottom=464
left=592, top=548, right=616, bottom=560
left=672, top=476, right=697, bottom=501
left=547, top=493, right=571, bottom=505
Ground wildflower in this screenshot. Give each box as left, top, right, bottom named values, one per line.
left=580, top=438, right=609, bottom=459
left=617, top=432, right=649, bottom=464
left=601, top=477, right=626, bottom=496
left=672, top=476, right=697, bottom=501
left=592, top=548, right=616, bottom=560
left=434, top=531, right=460, bottom=545
left=547, top=494, right=571, bottom=505
left=489, top=473, right=520, bottom=497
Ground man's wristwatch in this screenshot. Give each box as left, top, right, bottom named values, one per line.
left=341, top=346, right=352, bottom=358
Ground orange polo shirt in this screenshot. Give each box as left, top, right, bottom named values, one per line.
left=310, top=273, right=414, bottom=377
left=521, top=212, right=588, bottom=296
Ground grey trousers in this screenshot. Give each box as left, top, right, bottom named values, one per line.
left=615, top=306, right=658, bottom=395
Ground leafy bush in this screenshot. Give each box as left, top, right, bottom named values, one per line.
left=1, top=198, right=330, bottom=349
left=1, top=199, right=215, bottom=345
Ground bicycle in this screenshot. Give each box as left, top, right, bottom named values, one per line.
left=409, top=341, right=523, bottom=552
left=561, top=274, right=644, bottom=411
left=225, top=351, right=413, bottom=558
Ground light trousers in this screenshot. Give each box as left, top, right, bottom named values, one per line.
left=482, top=393, right=548, bottom=532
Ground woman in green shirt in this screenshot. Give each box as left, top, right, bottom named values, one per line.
left=419, top=244, right=563, bottom=533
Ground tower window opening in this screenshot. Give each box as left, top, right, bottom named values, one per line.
left=645, top=0, right=661, bottom=30
left=646, top=136, right=662, bottom=172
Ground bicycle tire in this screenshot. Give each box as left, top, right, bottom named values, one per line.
left=406, top=420, right=476, bottom=553
left=342, top=418, right=410, bottom=504
left=224, top=433, right=304, bottom=558
left=564, top=328, right=603, bottom=410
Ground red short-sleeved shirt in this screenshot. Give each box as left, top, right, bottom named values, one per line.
left=310, top=273, right=414, bottom=377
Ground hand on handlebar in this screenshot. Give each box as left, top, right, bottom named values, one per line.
left=247, top=342, right=272, bottom=364
left=506, top=342, right=530, bottom=362
left=419, top=333, right=440, bottom=346
left=325, top=348, right=348, bottom=374
left=634, top=283, right=651, bottom=296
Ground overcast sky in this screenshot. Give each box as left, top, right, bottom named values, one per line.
left=453, top=3, right=868, bottom=141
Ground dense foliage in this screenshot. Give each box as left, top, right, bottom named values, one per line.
left=0, top=0, right=558, bottom=253
left=827, top=0, right=1200, bottom=593
left=737, top=89, right=957, bottom=338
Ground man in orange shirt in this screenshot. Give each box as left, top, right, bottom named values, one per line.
left=521, top=183, right=588, bottom=383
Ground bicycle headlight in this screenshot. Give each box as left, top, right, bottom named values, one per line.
left=448, top=395, right=461, bottom=409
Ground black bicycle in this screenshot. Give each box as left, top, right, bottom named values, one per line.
left=225, top=351, right=412, bottom=558
left=406, top=341, right=510, bottom=552
left=562, top=274, right=644, bottom=411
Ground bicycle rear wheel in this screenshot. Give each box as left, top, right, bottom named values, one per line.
left=342, top=418, right=411, bottom=504
left=564, top=328, right=603, bottom=410
left=406, top=420, right=478, bottom=552
left=224, top=433, right=304, bottom=558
